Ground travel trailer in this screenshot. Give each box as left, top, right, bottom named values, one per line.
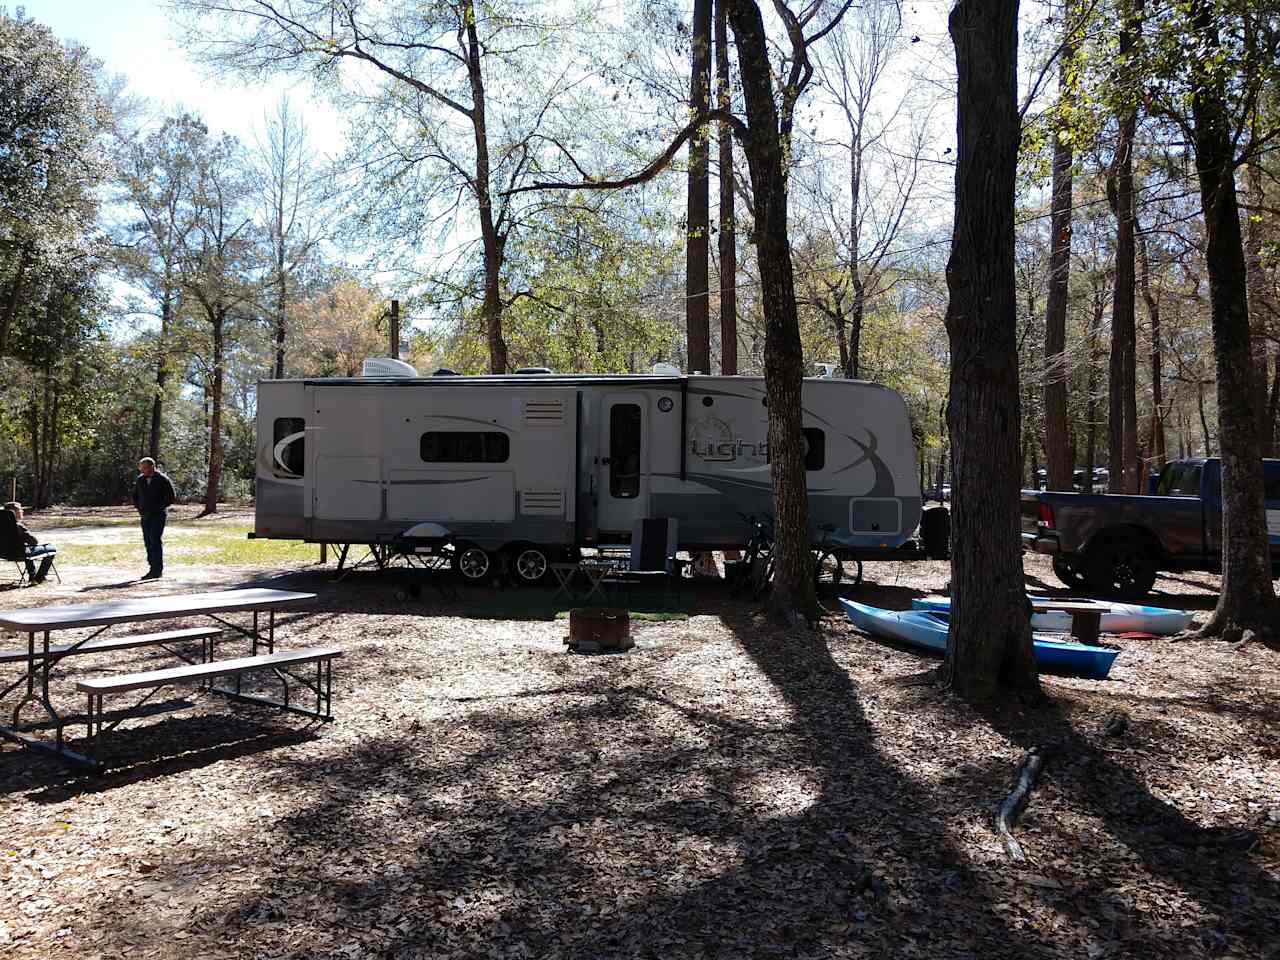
left=254, top=364, right=926, bottom=581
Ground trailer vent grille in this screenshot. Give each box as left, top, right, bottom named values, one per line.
left=520, top=490, right=565, bottom=516
left=522, top=398, right=565, bottom=425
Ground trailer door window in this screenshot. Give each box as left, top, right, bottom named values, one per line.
left=609, top=404, right=642, bottom=498
left=272, top=418, right=306, bottom=477
left=803, top=428, right=825, bottom=471
left=420, top=431, right=510, bottom=463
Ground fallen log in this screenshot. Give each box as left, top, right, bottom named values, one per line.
left=995, top=748, right=1045, bottom=861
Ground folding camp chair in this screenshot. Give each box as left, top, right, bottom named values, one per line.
left=2, top=547, right=59, bottom=587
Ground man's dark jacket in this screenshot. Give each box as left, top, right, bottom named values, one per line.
left=0, top=511, right=37, bottom=560
left=133, top=471, right=177, bottom=515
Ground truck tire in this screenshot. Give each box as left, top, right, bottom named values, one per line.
left=1051, top=556, right=1088, bottom=592
left=1085, top=538, right=1157, bottom=600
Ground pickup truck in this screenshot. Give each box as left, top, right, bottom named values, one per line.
left=1021, top=458, right=1280, bottom=599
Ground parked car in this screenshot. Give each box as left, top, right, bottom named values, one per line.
left=1021, top=458, right=1280, bottom=599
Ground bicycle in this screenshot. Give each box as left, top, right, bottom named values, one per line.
left=730, top=512, right=775, bottom=599
left=812, top=524, right=864, bottom=590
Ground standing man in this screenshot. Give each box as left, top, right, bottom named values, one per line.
left=133, top=457, right=176, bottom=580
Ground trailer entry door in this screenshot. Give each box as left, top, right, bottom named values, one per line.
left=599, top=394, right=648, bottom=536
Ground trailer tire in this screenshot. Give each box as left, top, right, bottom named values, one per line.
left=510, top=545, right=550, bottom=585
left=452, top=544, right=492, bottom=582
left=1085, top=538, right=1157, bottom=600
left=1051, top=556, right=1088, bottom=592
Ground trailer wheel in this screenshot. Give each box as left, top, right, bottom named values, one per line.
left=1085, top=538, right=1157, bottom=600
left=1051, top=556, right=1088, bottom=592
left=453, top=544, right=492, bottom=581
left=511, top=545, right=550, bottom=584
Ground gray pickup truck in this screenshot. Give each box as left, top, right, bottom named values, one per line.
left=1021, top=458, right=1280, bottom=599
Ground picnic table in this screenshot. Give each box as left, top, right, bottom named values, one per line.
left=0, top=588, right=321, bottom=770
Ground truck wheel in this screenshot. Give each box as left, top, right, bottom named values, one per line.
left=511, top=545, right=550, bottom=585
left=452, top=544, right=491, bottom=582
left=1051, top=556, right=1088, bottom=592
left=1086, top=539, right=1157, bottom=600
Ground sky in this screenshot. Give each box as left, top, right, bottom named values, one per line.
left=23, top=0, right=346, bottom=151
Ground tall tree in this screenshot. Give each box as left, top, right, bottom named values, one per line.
left=255, top=97, right=329, bottom=379
left=116, top=115, right=205, bottom=460
left=1105, top=0, right=1143, bottom=494
left=715, top=0, right=738, bottom=375
left=686, top=0, right=713, bottom=374
left=178, top=132, right=256, bottom=515
left=0, top=12, right=106, bottom=359
left=174, top=0, right=595, bottom=375
left=1179, top=0, right=1279, bottom=637
left=942, top=0, right=1039, bottom=699
left=1041, top=1, right=1078, bottom=491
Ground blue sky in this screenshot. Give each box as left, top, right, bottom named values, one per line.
left=24, top=0, right=344, bottom=149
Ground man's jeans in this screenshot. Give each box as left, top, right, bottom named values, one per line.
left=25, top=544, right=56, bottom=581
left=141, top=512, right=167, bottom=574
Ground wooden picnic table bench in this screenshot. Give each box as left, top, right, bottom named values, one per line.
left=77, top=646, right=341, bottom=766
left=0, top=588, right=319, bottom=770
left=1029, top=599, right=1104, bottom=645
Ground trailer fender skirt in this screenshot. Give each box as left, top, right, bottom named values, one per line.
left=402, top=521, right=453, bottom=539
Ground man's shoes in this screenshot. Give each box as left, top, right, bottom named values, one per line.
left=140, top=571, right=160, bottom=581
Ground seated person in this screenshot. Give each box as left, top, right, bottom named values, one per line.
left=1, top=501, right=56, bottom=583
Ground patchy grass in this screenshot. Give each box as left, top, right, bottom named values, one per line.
left=53, top=526, right=317, bottom=567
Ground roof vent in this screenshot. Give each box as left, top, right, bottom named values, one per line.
left=361, top=357, right=418, bottom=378
left=433, top=368, right=460, bottom=376
left=515, top=366, right=552, bottom=374
left=651, top=361, right=681, bottom=376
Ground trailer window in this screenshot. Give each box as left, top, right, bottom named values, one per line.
left=272, top=418, right=306, bottom=477
left=420, top=431, right=510, bottom=464
left=609, top=404, right=642, bottom=498
left=1264, top=468, right=1280, bottom=502
left=803, top=428, right=825, bottom=471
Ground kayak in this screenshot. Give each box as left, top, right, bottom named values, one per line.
left=910, top=595, right=1192, bottom=636
left=840, top=599, right=1121, bottom=680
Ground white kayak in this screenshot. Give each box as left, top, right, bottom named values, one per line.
left=910, top=595, right=1193, bottom=635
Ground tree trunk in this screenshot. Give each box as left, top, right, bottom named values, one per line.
left=150, top=292, right=172, bottom=461
left=1197, top=379, right=1212, bottom=456
left=274, top=237, right=287, bottom=379
left=724, top=0, right=816, bottom=624
left=0, top=241, right=33, bottom=359
left=686, top=0, right=712, bottom=375
left=205, top=305, right=225, bottom=515
left=465, top=2, right=508, bottom=375
left=1137, top=234, right=1166, bottom=469
left=1245, top=161, right=1273, bottom=455
left=941, top=0, right=1038, bottom=700
left=1188, top=0, right=1278, bottom=637
left=715, top=0, right=738, bottom=376
left=848, top=117, right=866, bottom=380
left=1042, top=15, right=1075, bottom=492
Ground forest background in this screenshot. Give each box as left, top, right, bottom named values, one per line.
left=1, top=0, right=1276, bottom=513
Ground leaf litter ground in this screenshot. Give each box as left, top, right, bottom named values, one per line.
left=1, top=523, right=1277, bottom=960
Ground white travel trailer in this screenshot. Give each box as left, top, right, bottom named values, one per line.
left=254, top=367, right=925, bottom=580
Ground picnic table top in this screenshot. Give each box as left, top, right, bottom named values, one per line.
left=0, top=588, right=316, bottom=632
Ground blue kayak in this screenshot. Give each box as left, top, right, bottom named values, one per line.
left=910, top=595, right=1192, bottom=635
left=840, top=599, right=1121, bottom=680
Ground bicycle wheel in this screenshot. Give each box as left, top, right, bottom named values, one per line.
left=814, top=550, right=842, bottom=587
left=750, top=550, right=775, bottom=598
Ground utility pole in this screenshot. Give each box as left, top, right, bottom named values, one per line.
left=389, top=299, right=400, bottom=358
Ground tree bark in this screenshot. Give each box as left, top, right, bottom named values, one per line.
left=686, top=0, right=712, bottom=375
left=941, top=0, right=1039, bottom=700
left=149, top=289, right=172, bottom=462
left=1245, top=161, right=1273, bottom=456
left=464, top=1, right=508, bottom=374
left=724, top=0, right=816, bottom=624
left=204, top=304, right=225, bottom=515
left=715, top=0, right=738, bottom=375
left=1188, top=0, right=1278, bottom=637
left=1042, top=14, right=1075, bottom=492
left=1138, top=234, right=1166, bottom=469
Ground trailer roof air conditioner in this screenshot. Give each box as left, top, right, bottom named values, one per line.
left=361, top=357, right=418, bottom=378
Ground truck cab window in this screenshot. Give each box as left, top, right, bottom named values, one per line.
left=610, top=404, right=642, bottom=498
left=272, top=418, right=306, bottom=477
